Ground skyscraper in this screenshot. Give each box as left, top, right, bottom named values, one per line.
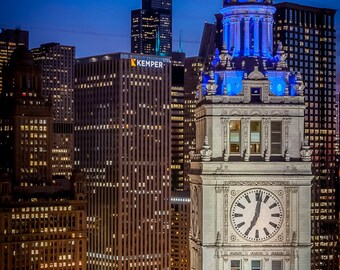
left=75, top=53, right=171, bottom=269
left=31, top=43, right=75, bottom=179
left=274, top=4, right=338, bottom=269
left=0, top=28, right=28, bottom=94
left=171, top=52, right=185, bottom=191
left=0, top=46, right=87, bottom=270
left=131, top=0, right=172, bottom=56
left=0, top=46, right=52, bottom=185
left=190, top=0, right=312, bottom=269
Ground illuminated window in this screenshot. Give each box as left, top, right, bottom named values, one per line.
left=229, top=121, right=240, bottom=153
left=250, top=121, right=261, bottom=154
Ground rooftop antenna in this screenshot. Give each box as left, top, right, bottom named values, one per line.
left=179, top=29, right=184, bottom=53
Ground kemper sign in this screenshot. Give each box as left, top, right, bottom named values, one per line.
left=131, top=58, right=164, bottom=68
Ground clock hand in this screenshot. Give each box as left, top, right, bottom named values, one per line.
left=245, top=191, right=263, bottom=235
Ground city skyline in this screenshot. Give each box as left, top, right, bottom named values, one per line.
left=1, top=0, right=339, bottom=58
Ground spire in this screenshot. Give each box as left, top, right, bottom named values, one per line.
left=179, top=29, right=184, bottom=53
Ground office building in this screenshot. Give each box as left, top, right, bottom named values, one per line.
left=0, top=46, right=87, bottom=270
left=183, top=57, right=204, bottom=184
left=0, top=28, right=28, bottom=94
left=131, top=0, right=172, bottom=56
left=171, top=52, right=185, bottom=190
left=170, top=191, right=190, bottom=270
left=274, top=4, right=338, bottom=269
left=32, top=43, right=75, bottom=178
left=0, top=171, right=87, bottom=270
left=75, top=53, right=171, bottom=269
left=190, top=0, right=312, bottom=269
left=0, top=46, right=52, bottom=185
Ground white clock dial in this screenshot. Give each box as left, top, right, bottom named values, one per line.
left=231, top=188, right=283, bottom=241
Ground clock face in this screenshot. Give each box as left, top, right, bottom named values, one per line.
left=231, top=188, right=283, bottom=241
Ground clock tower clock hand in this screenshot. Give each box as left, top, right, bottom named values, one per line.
left=245, top=191, right=263, bottom=235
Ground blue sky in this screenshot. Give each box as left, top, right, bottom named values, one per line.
left=1, top=0, right=339, bottom=58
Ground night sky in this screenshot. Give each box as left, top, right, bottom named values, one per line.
left=1, top=0, right=340, bottom=84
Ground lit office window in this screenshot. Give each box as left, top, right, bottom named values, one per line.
left=250, top=121, right=261, bottom=154
left=230, top=120, right=241, bottom=153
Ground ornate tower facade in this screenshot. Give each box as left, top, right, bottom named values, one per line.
left=189, top=0, right=312, bottom=269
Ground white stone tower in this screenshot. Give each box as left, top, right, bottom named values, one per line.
left=189, top=0, right=312, bottom=269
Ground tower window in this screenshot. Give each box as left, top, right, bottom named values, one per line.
left=272, top=260, right=283, bottom=270
left=250, top=121, right=261, bottom=154
left=271, top=121, right=282, bottom=154
left=230, top=120, right=241, bottom=153
left=231, top=260, right=241, bottom=270
left=251, top=87, right=261, bottom=102
left=251, top=260, right=261, bottom=270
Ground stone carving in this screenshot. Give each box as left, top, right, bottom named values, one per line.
left=215, top=164, right=228, bottom=173
left=215, top=186, right=224, bottom=193
left=200, top=136, right=212, bottom=161
left=216, top=231, right=222, bottom=246
left=300, top=140, right=312, bottom=162
left=274, top=41, right=288, bottom=69
left=206, top=70, right=218, bottom=95
left=228, top=181, right=289, bottom=186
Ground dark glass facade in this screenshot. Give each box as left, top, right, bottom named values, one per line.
left=131, top=0, right=172, bottom=56
left=274, top=3, right=338, bottom=269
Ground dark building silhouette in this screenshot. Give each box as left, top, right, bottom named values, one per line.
left=274, top=3, right=338, bottom=269
left=0, top=46, right=52, bottom=185
left=131, top=0, right=172, bottom=56
left=31, top=43, right=75, bottom=179
left=0, top=46, right=87, bottom=270
left=75, top=53, right=171, bottom=269
left=0, top=28, right=28, bottom=94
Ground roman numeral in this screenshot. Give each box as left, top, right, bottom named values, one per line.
left=269, top=222, right=277, bottom=228
left=245, top=195, right=251, bottom=203
left=263, top=227, right=269, bottom=236
left=234, top=213, right=243, bottom=217
left=269, top=203, right=277, bottom=209
left=263, top=195, right=269, bottom=203
left=237, top=222, right=245, bottom=228
left=237, top=203, right=245, bottom=209
left=271, top=213, right=281, bottom=217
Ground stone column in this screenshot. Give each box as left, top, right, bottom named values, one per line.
left=229, top=17, right=237, bottom=53
left=241, top=118, right=250, bottom=161
left=261, top=16, right=268, bottom=57
left=235, top=17, right=241, bottom=56
left=223, top=18, right=230, bottom=51
left=244, top=16, right=250, bottom=56
left=221, top=117, right=230, bottom=161
left=253, top=16, right=260, bottom=56
left=268, top=17, right=274, bottom=55
left=283, top=118, right=291, bottom=161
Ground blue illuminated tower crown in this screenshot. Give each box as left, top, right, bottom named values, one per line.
left=222, top=0, right=275, bottom=58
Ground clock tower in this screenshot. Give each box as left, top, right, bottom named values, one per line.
left=189, top=0, right=312, bottom=270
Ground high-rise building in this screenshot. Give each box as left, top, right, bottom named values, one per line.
left=170, top=191, right=190, bottom=270
left=0, top=46, right=52, bottom=185
left=0, top=28, right=28, bottom=94
left=0, top=171, right=87, bottom=270
left=0, top=46, right=87, bottom=270
left=190, top=0, right=313, bottom=269
left=31, top=43, right=75, bottom=179
left=131, top=0, right=172, bottom=56
left=171, top=52, right=185, bottom=191
left=75, top=53, right=171, bottom=269
left=183, top=56, right=204, bottom=184
left=274, top=4, right=338, bottom=269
